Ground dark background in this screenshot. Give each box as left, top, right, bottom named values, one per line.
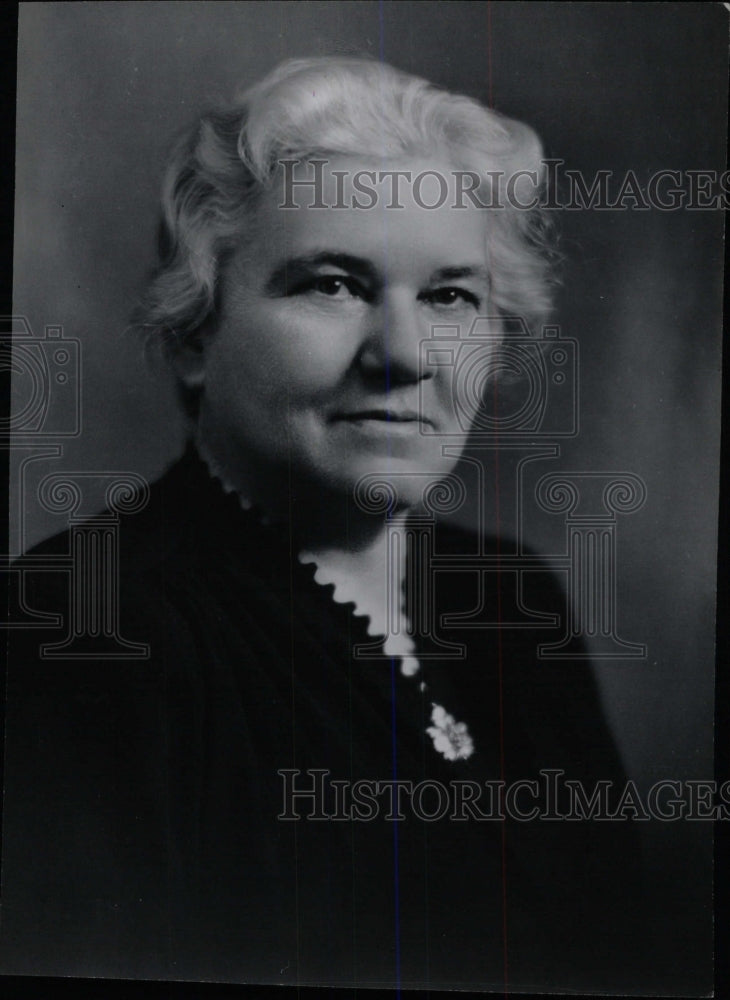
left=8, top=2, right=726, bottom=994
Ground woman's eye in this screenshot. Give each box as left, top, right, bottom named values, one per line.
left=301, top=275, right=366, bottom=299
left=423, top=287, right=480, bottom=309
left=313, top=276, right=348, bottom=296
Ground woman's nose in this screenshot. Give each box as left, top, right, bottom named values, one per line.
left=357, top=291, right=431, bottom=385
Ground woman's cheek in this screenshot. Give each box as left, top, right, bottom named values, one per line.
left=276, top=322, right=360, bottom=388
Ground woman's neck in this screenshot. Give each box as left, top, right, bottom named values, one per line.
left=194, top=430, right=408, bottom=552
left=194, top=433, right=411, bottom=642
left=194, top=435, right=423, bottom=676
left=300, top=522, right=402, bottom=626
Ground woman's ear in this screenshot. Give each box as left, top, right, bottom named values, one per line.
left=168, top=328, right=208, bottom=389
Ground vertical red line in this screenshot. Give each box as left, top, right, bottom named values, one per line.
left=493, top=376, right=509, bottom=995
left=487, top=0, right=494, bottom=108
left=285, top=384, right=302, bottom=994
left=488, top=7, right=506, bottom=988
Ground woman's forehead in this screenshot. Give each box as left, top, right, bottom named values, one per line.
left=241, top=155, right=491, bottom=277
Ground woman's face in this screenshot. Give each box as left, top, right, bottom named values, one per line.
left=193, top=156, right=494, bottom=507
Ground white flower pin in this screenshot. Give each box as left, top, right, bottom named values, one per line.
left=426, top=703, right=474, bottom=761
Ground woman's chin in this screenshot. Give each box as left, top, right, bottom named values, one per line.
left=300, top=454, right=464, bottom=514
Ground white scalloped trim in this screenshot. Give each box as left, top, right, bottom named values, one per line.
left=298, top=548, right=420, bottom=679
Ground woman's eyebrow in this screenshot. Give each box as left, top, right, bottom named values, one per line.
left=265, top=252, right=378, bottom=292
left=429, top=265, right=491, bottom=284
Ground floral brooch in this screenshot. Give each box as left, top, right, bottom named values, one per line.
left=426, top=703, right=475, bottom=762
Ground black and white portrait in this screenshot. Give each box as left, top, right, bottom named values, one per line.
left=1, top=3, right=725, bottom=997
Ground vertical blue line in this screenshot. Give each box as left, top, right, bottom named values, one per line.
left=390, top=653, right=402, bottom=993
left=378, top=0, right=392, bottom=406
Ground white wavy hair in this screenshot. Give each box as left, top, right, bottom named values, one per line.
left=138, top=56, right=557, bottom=345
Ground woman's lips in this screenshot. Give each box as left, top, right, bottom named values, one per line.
left=332, top=409, right=433, bottom=426
left=329, top=409, right=435, bottom=437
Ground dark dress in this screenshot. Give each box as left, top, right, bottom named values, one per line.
left=1, top=447, right=645, bottom=991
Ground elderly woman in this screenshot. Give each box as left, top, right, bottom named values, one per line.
left=3, top=58, right=643, bottom=991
